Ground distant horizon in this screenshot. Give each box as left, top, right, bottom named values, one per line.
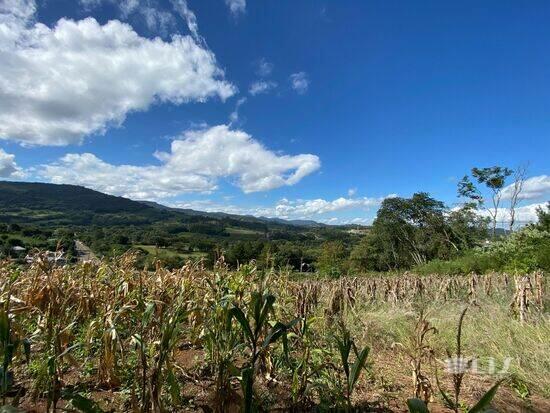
left=0, top=0, right=548, bottom=225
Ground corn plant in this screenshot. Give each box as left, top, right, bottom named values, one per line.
left=439, top=307, right=470, bottom=412
left=393, top=308, right=437, bottom=403
left=202, top=269, right=245, bottom=411
left=130, top=298, right=184, bottom=412
left=230, top=289, right=297, bottom=412
left=0, top=308, right=30, bottom=404
left=149, top=302, right=187, bottom=412
left=333, top=324, right=370, bottom=410
left=287, top=316, right=325, bottom=409
left=424, top=306, right=505, bottom=413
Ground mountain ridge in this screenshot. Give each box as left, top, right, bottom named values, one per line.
left=0, top=181, right=328, bottom=228
left=140, top=200, right=325, bottom=228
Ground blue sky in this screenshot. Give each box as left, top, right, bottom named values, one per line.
left=0, top=0, right=548, bottom=224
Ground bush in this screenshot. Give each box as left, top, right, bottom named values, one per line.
left=415, top=252, right=495, bottom=275
left=415, top=227, right=550, bottom=275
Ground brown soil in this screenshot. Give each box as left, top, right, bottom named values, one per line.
left=12, top=347, right=550, bottom=412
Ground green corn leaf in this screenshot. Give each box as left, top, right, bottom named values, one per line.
left=282, top=329, right=290, bottom=364
left=469, top=379, right=504, bottom=413
left=335, top=335, right=351, bottom=379
left=142, top=302, right=155, bottom=326
left=166, top=368, right=181, bottom=405
left=349, top=346, right=369, bottom=392
left=251, top=292, right=262, bottom=328
left=229, top=307, right=253, bottom=343
left=4, top=343, right=16, bottom=368
left=256, top=294, right=275, bottom=337
left=261, top=322, right=286, bottom=352
left=406, top=398, right=430, bottom=413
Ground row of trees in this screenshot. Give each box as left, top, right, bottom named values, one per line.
left=325, top=164, right=546, bottom=274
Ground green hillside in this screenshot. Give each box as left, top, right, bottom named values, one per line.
left=0, top=181, right=361, bottom=269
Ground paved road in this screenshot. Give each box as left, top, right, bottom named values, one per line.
left=75, top=240, right=98, bottom=263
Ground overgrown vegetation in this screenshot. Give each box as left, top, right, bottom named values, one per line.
left=0, top=256, right=546, bottom=411
left=416, top=206, right=550, bottom=275
left=0, top=166, right=548, bottom=410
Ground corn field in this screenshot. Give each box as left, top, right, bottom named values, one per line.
left=0, top=253, right=548, bottom=412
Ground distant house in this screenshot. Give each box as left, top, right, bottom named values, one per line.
left=25, top=250, right=66, bottom=266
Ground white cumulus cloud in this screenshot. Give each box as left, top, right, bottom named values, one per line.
left=502, top=175, right=550, bottom=200
left=0, top=149, right=25, bottom=179
left=1, top=0, right=35, bottom=20
left=267, top=197, right=383, bottom=219
left=478, top=202, right=548, bottom=225
left=40, top=125, right=320, bottom=199
left=290, top=72, right=309, bottom=94
left=173, top=195, right=385, bottom=221
left=0, top=1, right=235, bottom=146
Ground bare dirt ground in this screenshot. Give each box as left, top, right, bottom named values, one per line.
left=17, top=347, right=549, bottom=412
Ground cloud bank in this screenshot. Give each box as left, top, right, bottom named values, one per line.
left=41, top=125, right=320, bottom=199
left=0, top=0, right=235, bottom=146
left=174, top=195, right=387, bottom=221
left=502, top=175, right=550, bottom=200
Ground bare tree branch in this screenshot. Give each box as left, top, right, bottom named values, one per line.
left=508, top=163, right=529, bottom=232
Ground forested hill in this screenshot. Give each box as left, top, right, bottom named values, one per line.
left=0, top=181, right=152, bottom=214
left=0, top=181, right=362, bottom=270
left=0, top=181, right=324, bottom=231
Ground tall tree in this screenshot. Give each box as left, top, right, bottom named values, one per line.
left=353, top=193, right=488, bottom=272
left=457, top=175, right=483, bottom=209
left=372, top=193, right=451, bottom=267
left=458, top=166, right=512, bottom=238
left=446, top=204, right=489, bottom=251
